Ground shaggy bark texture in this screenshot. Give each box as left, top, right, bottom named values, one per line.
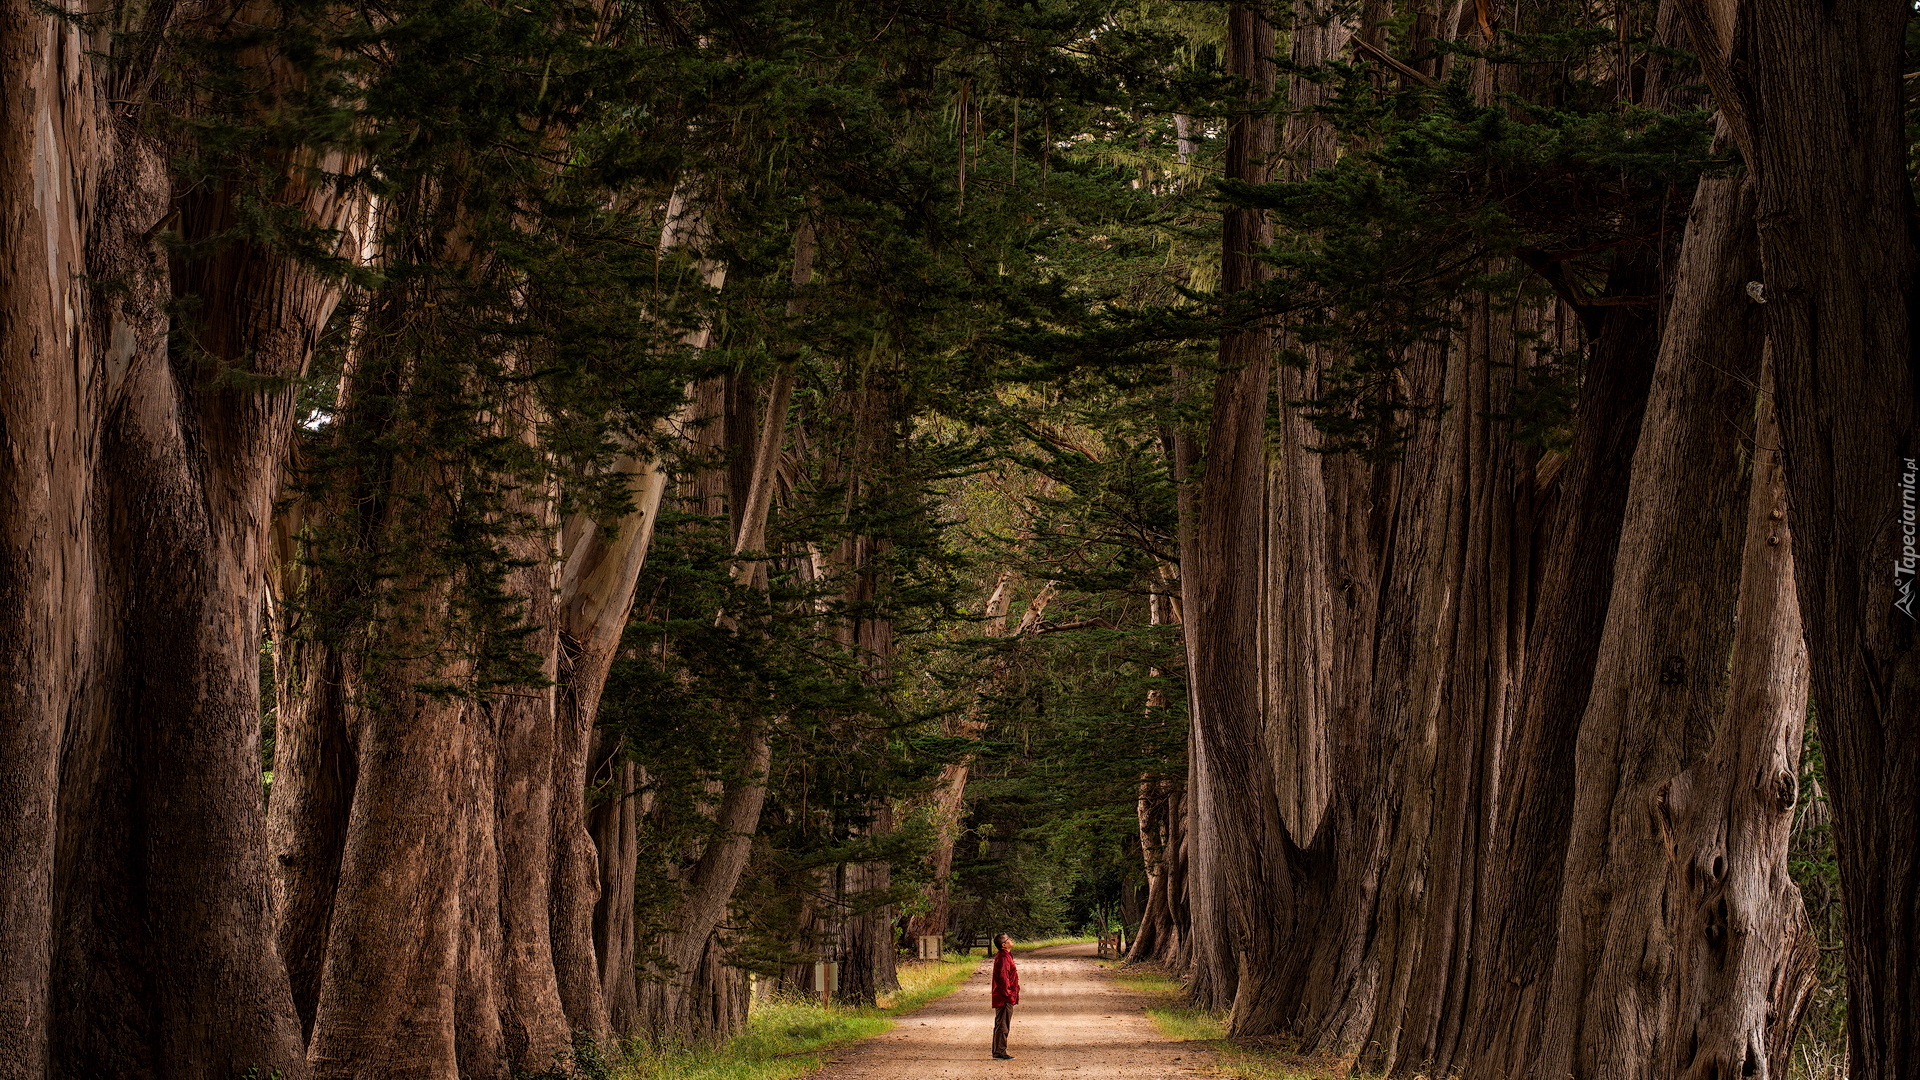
left=270, top=442, right=593, bottom=1079
left=1532, top=172, right=1761, bottom=1080
left=1700, top=1, right=1920, bottom=1074
left=2, top=6, right=355, bottom=1076
left=1188, top=0, right=1286, bottom=1027
left=1657, top=353, right=1817, bottom=1080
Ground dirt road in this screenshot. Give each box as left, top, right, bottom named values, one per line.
left=811, top=943, right=1215, bottom=1080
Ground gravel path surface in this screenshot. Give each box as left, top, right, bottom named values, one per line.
left=810, top=943, right=1216, bottom=1080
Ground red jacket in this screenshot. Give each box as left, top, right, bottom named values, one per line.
left=992, top=949, right=1020, bottom=1007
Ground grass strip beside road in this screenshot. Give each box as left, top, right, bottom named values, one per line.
left=1008, top=934, right=1099, bottom=951
left=616, top=954, right=980, bottom=1080
left=1102, top=962, right=1358, bottom=1080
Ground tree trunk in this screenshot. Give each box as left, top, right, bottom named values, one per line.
left=589, top=749, right=645, bottom=1033
left=1448, top=10, right=1695, bottom=1073
left=559, top=447, right=681, bottom=1040
left=579, top=179, right=736, bottom=1043
left=636, top=730, right=772, bottom=1042
left=1127, top=582, right=1182, bottom=965
left=1532, top=172, right=1762, bottom=1080
left=627, top=405, right=770, bottom=1043
left=1657, top=351, right=1817, bottom=1080
left=825, top=533, right=903, bottom=1007
left=1126, top=778, right=1176, bottom=964
left=1453, top=298, right=1663, bottom=1077
left=276, top=447, right=583, bottom=1080
left=838, top=806, right=901, bottom=1007
left=1702, top=2, right=1920, bottom=1074
left=271, top=173, right=725, bottom=1073
left=1190, top=0, right=1289, bottom=1027
left=1342, top=291, right=1540, bottom=1071
left=630, top=220, right=816, bottom=1040
left=1159, top=363, right=1214, bottom=989
left=787, top=318, right=916, bottom=1010
left=2, top=6, right=354, bottom=1076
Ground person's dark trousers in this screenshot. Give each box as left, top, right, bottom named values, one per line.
left=992, top=1004, right=1013, bottom=1056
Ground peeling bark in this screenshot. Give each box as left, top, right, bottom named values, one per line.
left=1190, top=0, right=1288, bottom=1027
left=1657, top=352, right=1816, bottom=1080
left=2, top=3, right=357, bottom=1075
left=1701, top=2, right=1920, bottom=1075
left=1533, top=172, right=1761, bottom=1080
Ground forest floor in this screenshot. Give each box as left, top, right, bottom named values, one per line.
left=805, top=943, right=1223, bottom=1080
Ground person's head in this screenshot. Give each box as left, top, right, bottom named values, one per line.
left=996, top=934, right=1012, bottom=953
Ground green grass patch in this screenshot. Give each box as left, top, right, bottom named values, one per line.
left=615, top=955, right=979, bottom=1080
left=1204, top=1048, right=1359, bottom=1080
left=1106, top=965, right=1186, bottom=998
left=876, top=954, right=980, bottom=1012
left=1101, top=961, right=1228, bottom=1044
left=1099, top=962, right=1359, bottom=1080
left=1145, top=1005, right=1227, bottom=1042
left=1009, top=934, right=1098, bottom=950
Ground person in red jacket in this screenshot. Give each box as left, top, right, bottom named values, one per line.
left=990, top=933, right=1020, bottom=1059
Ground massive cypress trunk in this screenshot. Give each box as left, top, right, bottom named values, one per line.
left=1453, top=282, right=1664, bottom=1078
left=1657, top=352, right=1817, bottom=1080
left=1280, top=365, right=1451, bottom=1056
left=1202, top=0, right=1360, bottom=1015
left=271, top=177, right=743, bottom=1074
left=1531, top=171, right=1761, bottom=1080
left=1203, top=5, right=1546, bottom=1054
left=1445, top=10, right=1692, bottom=1075
left=274, top=490, right=613, bottom=1077
left=274, top=377, right=700, bottom=1073
left=1181, top=7, right=1803, bottom=1071
left=272, top=396, right=581, bottom=1079
left=1188, top=0, right=1285, bottom=1025
left=1341, top=294, right=1541, bottom=1071
left=2, top=4, right=355, bottom=1075
left=572, top=441, right=682, bottom=1035
left=1699, top=2, right=1920, bottom=1074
